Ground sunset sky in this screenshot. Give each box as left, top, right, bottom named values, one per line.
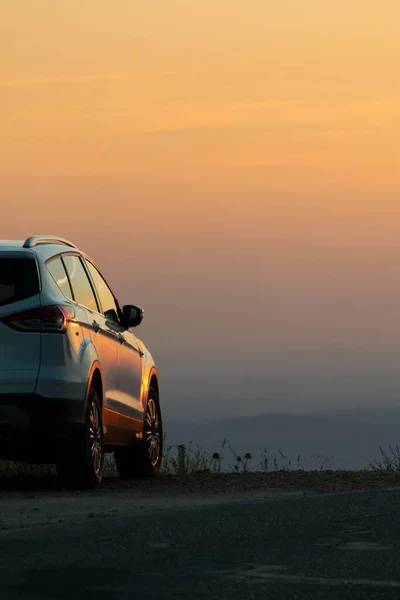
left=1, top=1, right=400, bottom=419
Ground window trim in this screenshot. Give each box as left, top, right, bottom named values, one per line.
left=83, top=259, right=123, bottom=322
left=60, top=256, right=75, bottom=301
left=45, top=255, right=74, bottom=301
left=59, top=253, right=101, bottom=314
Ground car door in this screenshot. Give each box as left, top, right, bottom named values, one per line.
left=115, top=327, right=144, bottom=423
left=84, top=260, right=144, bottom=429
left=61, top=255, right=120, bottom=408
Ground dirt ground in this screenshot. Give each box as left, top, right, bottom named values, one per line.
left=1, top=470, right=400, bottom=499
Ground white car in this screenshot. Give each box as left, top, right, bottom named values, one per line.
left=0, top=235, right=162, bottom=488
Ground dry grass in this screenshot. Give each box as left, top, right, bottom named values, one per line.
left=369, top=444, right=400, bottom=473
left=1, top=442, right=400, bottom=489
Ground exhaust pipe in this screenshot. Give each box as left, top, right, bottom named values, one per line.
left=0, top=426, right=13, bottom=442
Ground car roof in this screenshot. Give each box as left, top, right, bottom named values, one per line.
left=0, top=237, right=92, bottom=263
left=0, top=240, right=25, bottom=248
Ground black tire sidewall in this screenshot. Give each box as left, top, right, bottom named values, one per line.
left=57, top=387, right=104, bottom=489
left=114, top=386, right=163, bottom=478
left=83, top=388, right=104, bottom=487
left=144, top=387, right=163, bottom=472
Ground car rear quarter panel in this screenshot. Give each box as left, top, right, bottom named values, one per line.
left=33, top=287, right=95, bottom=402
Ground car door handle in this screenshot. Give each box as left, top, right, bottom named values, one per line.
left=92, top=320, right=101, bottom=333
left=118, top=333, right=125, bottom=345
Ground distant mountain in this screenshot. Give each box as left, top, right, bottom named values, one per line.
left=163, top=410, right=400, bottom=471
left=308, top=406, right=400, bottom=425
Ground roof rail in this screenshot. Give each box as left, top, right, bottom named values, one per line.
left=23, top=235, right=78, bottom=249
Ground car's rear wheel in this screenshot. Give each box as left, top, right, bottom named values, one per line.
left=56, top=387, right=104, bottom=489
left=114, top=386, right=163, bottom=478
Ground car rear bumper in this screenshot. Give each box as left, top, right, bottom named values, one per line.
left=0, top=394, right=86, bottom=461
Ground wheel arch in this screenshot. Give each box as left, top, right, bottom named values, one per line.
left=86, top=361, right=103, bottom=407
left=149, top=370, right=160, bottom=400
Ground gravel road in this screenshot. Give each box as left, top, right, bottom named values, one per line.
left=1, top=473, right=400, bottom=599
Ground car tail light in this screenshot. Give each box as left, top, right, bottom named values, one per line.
left=0, top=305, right=75, bottom=333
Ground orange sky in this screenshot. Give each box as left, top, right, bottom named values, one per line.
left=1, top=1, right=400, bottom=417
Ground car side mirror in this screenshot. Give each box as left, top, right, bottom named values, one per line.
left=122, top=305, right=144, bottom=328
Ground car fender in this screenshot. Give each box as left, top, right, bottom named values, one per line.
left=138, top=344, right=160, bottom=412
left=85, top=360, right=103, bottom=405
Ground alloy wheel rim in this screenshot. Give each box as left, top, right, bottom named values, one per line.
left=89, top=401, right=102, bottom=475
left=145, top=398, right=161, bottom=466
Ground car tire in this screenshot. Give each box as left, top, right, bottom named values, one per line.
left=56, top=387, right=104, bottom=489
left=114, top=387, right=163, bottom=479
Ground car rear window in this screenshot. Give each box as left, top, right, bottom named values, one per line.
left=0, top=257, right=40, bottom=307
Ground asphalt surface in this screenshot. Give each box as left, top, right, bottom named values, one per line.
left=1, top=487, right=400, bottom=599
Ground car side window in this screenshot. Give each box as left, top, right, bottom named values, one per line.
left=46, top=257, right=73, bottom=299
left=85, top=261, right=120, bottom=323
left=62, top=255, right=98, bottom=312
